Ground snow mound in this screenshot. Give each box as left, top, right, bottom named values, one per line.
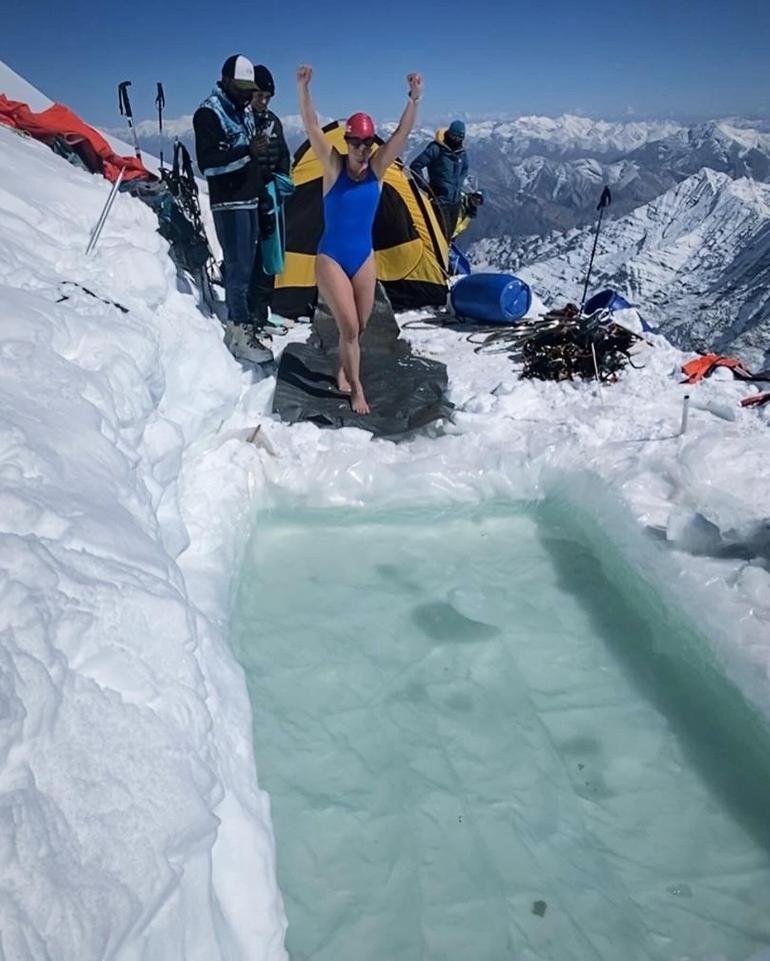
left=0, top=122, right=286, bottom=959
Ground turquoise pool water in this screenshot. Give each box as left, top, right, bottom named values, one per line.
left=231, top=502, right=770, bottom=961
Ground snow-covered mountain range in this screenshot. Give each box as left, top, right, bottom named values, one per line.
left=466, top=115, right=685, bottom=159
left=110, top=109, right=770, bottom=247
left=462, top=116, right=770, bottom=242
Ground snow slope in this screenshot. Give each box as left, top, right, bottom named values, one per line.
left=0, top=58, right=221, bottom=259
left=0, top=123, right=286, bottom=960
left=0, top=59, right=143, bottom=162
left=2, top=67, right=770, bottom=961
left=0, top=60, right=52, bottom=112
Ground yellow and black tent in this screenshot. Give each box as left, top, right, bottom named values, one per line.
left=273, top=121, right=449, bottom=318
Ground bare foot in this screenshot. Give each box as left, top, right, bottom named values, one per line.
left=351, top=386, right=370, bottom=415
left=336, top=366, right=351, bottom=393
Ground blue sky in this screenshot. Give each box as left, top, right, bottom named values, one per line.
left=3, top=0, right=769, bottom=127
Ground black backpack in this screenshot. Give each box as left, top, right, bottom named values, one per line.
left=128, top=142, right=212, bottom=274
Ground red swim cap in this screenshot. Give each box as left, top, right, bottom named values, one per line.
left=345, top=112, right=375, bottom=138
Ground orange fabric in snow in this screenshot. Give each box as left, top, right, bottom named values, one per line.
left=0, top=95, right=152, bottom=182
left=681, top=353, right=753, bottom=385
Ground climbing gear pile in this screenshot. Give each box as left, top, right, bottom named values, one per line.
left=519, top=310, right=642, bottom=382
left=467, top=303, right=643, bottom=382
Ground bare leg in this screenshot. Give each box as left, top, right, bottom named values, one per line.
left=337, top=366, right=351, bottom=394
left=336, top=255, right=375, bottom=392
left=346, top=254, right=376, bottom=411
left=351, top=253, right=376, bottom=336
left=316, top=254, right=369, bottom=414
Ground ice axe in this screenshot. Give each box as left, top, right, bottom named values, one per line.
left=578, top=186, right=612, bottom=315
left=118, top=81, right=141, bottom=159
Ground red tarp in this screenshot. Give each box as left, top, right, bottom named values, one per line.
left=0, top=95, right=152, bottom=182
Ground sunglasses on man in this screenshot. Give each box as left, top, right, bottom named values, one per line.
left=345, top=136, right=376, bottom=149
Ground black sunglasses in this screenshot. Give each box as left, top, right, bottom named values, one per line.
left=345, top=136, right=375, bottom=149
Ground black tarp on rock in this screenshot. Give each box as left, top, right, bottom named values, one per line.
left=272, top=285, right=453, bottom=437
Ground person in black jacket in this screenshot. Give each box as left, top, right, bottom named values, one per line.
left=247, top=64, right=292, bottom=327
left=193, top=54, right=271, bottom=363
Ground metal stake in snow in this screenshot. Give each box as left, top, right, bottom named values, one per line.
left=85, top=167, right=126, bottom=256
left=680, top=394, right=690, bottom=435
left=155, top=83, right=166, bottom=170
left=579, top=186, right=612, bottom=315
left=118, top=81, right=141, bottom=160
left=590, top=340, right=605, bottom=406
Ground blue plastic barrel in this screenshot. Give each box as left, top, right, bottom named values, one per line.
left=450, top=273, right=532, bottom=325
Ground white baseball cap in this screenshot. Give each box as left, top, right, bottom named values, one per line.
left=221, top=54, right=258, bottom=91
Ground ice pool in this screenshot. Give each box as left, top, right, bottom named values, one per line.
left=231, top=500, right=770, bottom=961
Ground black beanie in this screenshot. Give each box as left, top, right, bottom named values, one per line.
left=253, top=64, right=275, bottom=95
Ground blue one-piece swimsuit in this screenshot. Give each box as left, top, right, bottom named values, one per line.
left=317, top=164, right=381, bottom=279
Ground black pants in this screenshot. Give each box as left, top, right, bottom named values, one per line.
left=437, top=201, right=461, bottom=241
left=247, top=240, right=275, bottom=327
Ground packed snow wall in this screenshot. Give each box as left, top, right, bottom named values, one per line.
left=0, top=120, right=287, bottom=960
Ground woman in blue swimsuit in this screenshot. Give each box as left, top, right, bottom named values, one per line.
left=297, top=65, right=423, bottom=414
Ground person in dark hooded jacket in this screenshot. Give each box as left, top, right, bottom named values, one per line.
left=410, top=120, right=468, bottom=239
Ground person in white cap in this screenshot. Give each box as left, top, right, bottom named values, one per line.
left=193, top=54, right=272, bottom=363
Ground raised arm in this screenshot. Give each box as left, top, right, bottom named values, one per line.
left=371, top=74, right=423, bottom=179
left=296, top=65, right=336, bottom=176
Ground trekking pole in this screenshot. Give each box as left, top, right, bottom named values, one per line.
left=155, top=82, right=165, bottom=170
left=579, top=186, right=612, bottom=315
left=680, top=394, right=690, bottom=435
left=118, top=81, right=141, bottom=159
left=86, top=166, right=126, bottom=255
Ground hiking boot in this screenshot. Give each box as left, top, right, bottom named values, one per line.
left=248, top=305, right=271, bottom=329
left=224, top=323, right=274, bottom=364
